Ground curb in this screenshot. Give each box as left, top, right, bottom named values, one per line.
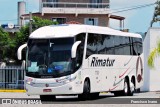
left=0, top=90, right=26, bottom=93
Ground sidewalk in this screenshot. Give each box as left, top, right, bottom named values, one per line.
left=0, top=92, right=160, bottom=107
left=0, top=92, right=39, bottom=98
left=0, top=91, right=160, bottom=98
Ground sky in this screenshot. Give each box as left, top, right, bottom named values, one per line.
left=110, top=0, right=157, bottom=33
left=0, top=0, right=158, bottom=33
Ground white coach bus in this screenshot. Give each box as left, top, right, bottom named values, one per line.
left=17, top=24, right=143, bottom=101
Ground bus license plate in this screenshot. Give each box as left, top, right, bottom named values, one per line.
left=43, top=89, right=52, bottom=92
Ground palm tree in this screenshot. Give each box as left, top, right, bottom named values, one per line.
left=148, top=40, right=160, bottom=68
left=151, top=0, right=160, bottom=27
left=148, top=1, right=160, bottom=67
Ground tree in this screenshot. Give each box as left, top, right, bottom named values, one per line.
left=0, top=16, right=57, bottom=62
left=14, top=16, right=58, bottom=61
left=149, top=1, right=160, bottom=67
left=15, top=16, right=58, bottom=47
left=0, top=27, right=16, bottom=60
left=32, top=16, right=58, bottom=31
left=148, top=40, right=160, bottom=68
left=151, top=0, right=160, bottom=27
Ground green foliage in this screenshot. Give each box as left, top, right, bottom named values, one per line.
left=0, top=27, right=9, bottom=46
left=148, top=40, right=160, bottom=68
left=32, top=16, right=58, bottom=31
left=148, top=48, right=158, bottom=68
left=151, top=1, right=160, bottom=26
left=0, top=27, right=16, bottom=60
left=15, top=16, right=58, bottom=46
left=0, top=16, right=57, bottom=61
left=16, top=24, right=29, bottom=47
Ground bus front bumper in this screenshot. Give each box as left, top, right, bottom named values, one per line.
left=25, top=81, right=82, bottom=95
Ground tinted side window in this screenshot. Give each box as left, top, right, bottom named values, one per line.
left=76, top=33, right=86, bottom=68
left=114, top=36, right=124, bottom=55
left=76, top=33, right=85, bottom=42
left=97, top=34, right=106, bottom=54
left=132, top=37, right=138, bottom=55
left=123, top=37, right=131, bottom=55
left=136, top=38, right=143, bottom=55
left=105, top=35, right=115, bottom=54
left=86, top=33, right=97, bottom=58
left=86, top=34, right=142, bottom=56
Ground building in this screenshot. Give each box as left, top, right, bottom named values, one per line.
left=142, top=27, right=160, bottom=91
left=0, top=1, right=25, bottom=33
left=21, top=0, right=125, bottom=29
left=1, top=24, right=20, bottom=33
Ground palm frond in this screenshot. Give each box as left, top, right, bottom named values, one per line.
left=148, top=48, right=158, bottom=68
left=148, top=39, right=160, bottom=68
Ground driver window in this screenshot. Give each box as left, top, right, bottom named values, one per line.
left=75, top=45, right=83, bottom=69
left=75, top=33, right=85, bottom=69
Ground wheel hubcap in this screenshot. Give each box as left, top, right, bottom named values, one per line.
left=124, top=82, right=128, bottom=94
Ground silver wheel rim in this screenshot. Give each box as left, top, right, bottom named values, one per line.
left=130, top=82, right=135, bottom=93
left=124, top=82, right=128, bottom=94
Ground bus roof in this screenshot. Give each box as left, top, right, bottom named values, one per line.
left=29, top=24, right=141, bottom=39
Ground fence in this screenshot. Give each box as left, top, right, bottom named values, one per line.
left=0, top=66, right=25, bottom=90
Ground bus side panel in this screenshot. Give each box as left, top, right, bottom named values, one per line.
left=82, top=55, right=120, bottom=93
left=134, top=53, right=144, bottom=89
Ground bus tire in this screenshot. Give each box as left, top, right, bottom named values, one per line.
left=78, top=80, right=90, bottom=100
left=123, top=79, right=130, bottom=96
left=40, top=95, right=56, bottom=101
left=129, top=79, right=135, bottom=96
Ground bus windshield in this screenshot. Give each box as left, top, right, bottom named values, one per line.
left=26, top=38, right=74, bottom=78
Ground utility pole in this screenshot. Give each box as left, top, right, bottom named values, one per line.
left=29, top=12, right=33, bottom=35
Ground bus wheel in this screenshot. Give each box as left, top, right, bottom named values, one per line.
left=123, top=79, right=130, bottom=96
left=40, top=95, right=56, bottom=101
left=78, top=80, right=90, bottom=100
left=129, top=79, right=135, bottom=96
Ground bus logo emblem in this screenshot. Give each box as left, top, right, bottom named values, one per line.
left=91, top=57, right=115, bottom=67
left=45, top=84, right=49, bottom=87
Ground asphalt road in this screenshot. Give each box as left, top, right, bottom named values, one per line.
left=0, top=92, right=160, bottom=107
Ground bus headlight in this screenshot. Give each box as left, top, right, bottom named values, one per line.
left=65, top=76, right=77, bottom=83
left=26, top=78, right=35, bottom=85
left=56, top=76, right=77, bottom=84
left=69, top=76, right=77, bottom=82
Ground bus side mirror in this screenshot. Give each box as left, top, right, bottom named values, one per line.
left=17, top=43, right=27, bottom=60
left=71, top=41, right=81, bottom=58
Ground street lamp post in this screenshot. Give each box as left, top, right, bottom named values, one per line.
left=29, top=12, right=33, bottom=35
